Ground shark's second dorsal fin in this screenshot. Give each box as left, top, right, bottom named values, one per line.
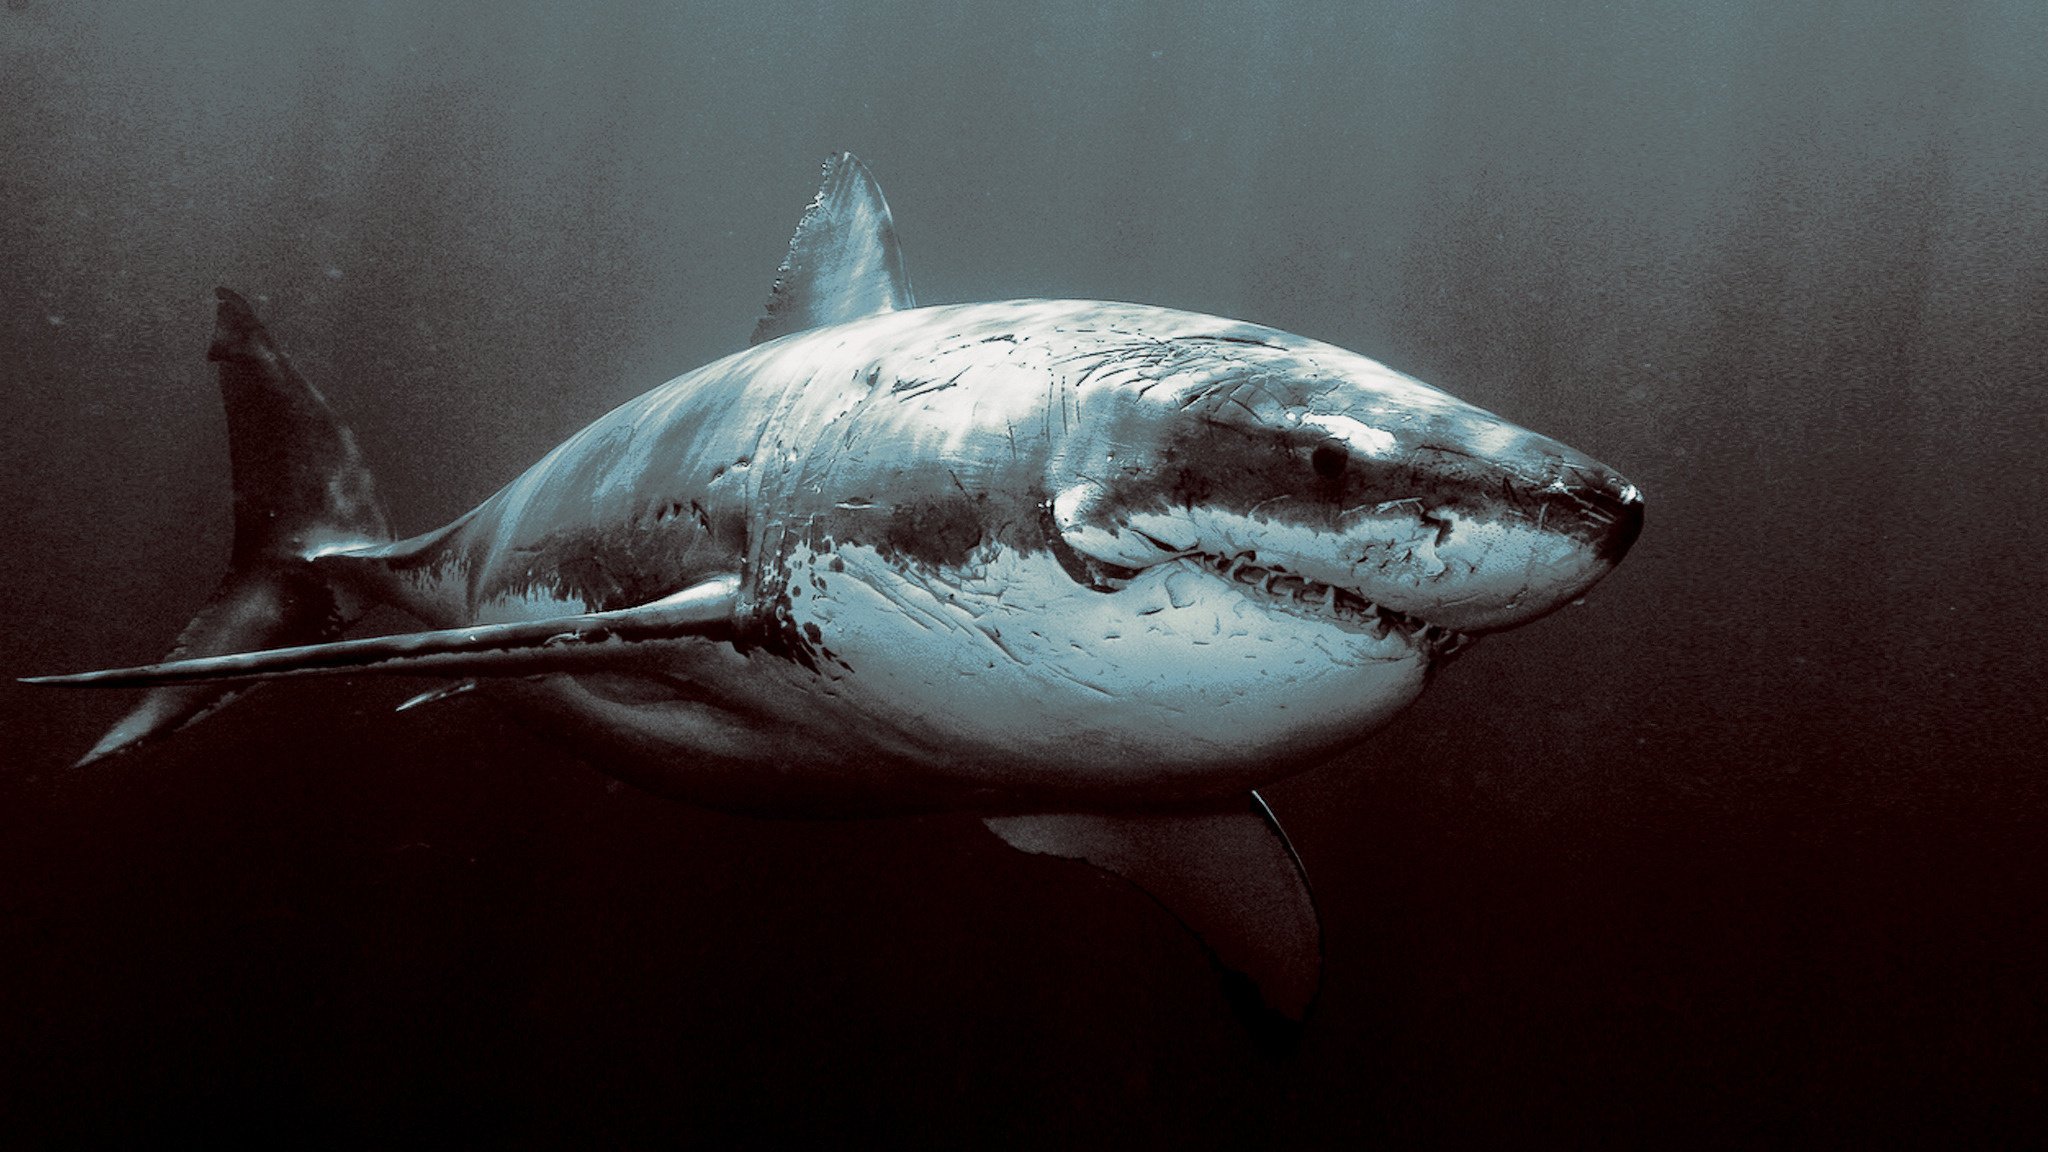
left=750, top=152, right=914, bottom=346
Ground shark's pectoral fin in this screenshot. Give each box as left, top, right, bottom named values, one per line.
left=984, top=791, right=1323, bottom=1022
left=750, top=152, right=914, bottom=346
left=24, top=576, right=739, bottom=690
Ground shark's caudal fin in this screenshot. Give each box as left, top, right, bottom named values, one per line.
left=51, top=288, right=393, bottom=767
left=750, top=152, right=914, bottom=346
left=985, top=792, right=1323, bottom=1025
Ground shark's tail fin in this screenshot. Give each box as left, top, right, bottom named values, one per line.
left=69, top=288, right=392, bottom=767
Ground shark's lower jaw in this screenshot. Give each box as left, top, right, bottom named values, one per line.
left=1194, top=552, right=1473, bottom=657
left=1054, top=502, right=1493, bottom=659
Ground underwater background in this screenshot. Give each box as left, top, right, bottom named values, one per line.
left=3, top=1, right=2041, bottom=1145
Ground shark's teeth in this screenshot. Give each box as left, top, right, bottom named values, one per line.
left=1199, top=552, right=1469, bottom=652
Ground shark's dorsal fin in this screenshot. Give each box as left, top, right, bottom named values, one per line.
left=749, top=151, right=914, bottom=346
left=24, top=576, right=739, bottom=690
left=985, top=791, right=1323, bottom=1023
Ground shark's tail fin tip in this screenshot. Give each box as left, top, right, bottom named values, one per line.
left=207, top=286, right=265, bottom=359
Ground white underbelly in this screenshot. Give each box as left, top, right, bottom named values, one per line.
left=778, top=543, right=1430, bottom=787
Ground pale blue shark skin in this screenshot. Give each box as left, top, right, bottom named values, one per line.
left=338, top=298, right=1641, bottom=816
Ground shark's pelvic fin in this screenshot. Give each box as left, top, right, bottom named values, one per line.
left=984, top=791, right=1323, bottom=1022
left=66, top=288, right=394, bottom=768
left=25, top=577, right=739, bottom=690
left=749, top=151, right=914, bottom=346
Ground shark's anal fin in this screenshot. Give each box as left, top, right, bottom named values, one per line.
left=985, top=791, right=1323, bottom=1023
left=749, top=152, right=914, bottom=346
left=24, top=576, right=739, bottom=690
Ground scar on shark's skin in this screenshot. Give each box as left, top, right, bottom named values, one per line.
left=27, top=152, right=1641, bottom=1025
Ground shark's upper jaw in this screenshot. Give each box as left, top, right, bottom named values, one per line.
left=1050, top=495, right=1471, bottom=658
left=1051, top=434, right=1644, bottom=648
left=1051, top=531, right=1471, bottom=662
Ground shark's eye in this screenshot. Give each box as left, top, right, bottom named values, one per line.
left=1310, top=441, right=1348, bottom=481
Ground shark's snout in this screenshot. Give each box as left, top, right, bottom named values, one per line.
left=1524, top=451, right=1644, bottom=569
left=1577, top=470, right=1645, bottom=567
left=1414, top=446, right=1642, bottom=634
left=1307, top=411, right=1643, bottom=636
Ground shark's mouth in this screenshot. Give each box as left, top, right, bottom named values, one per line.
left=1191, top=552, right=1472, bottom=656
left=1045, top=506, right=1470, bottom=657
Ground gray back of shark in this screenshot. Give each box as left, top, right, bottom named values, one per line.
left=28, top=153, right=1642, bottom=1022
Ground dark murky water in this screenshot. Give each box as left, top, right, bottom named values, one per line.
left=3, top=2, right=2042, bottom=1145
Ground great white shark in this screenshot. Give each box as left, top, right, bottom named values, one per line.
left=28, top=154, right=1642, bottom=1020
